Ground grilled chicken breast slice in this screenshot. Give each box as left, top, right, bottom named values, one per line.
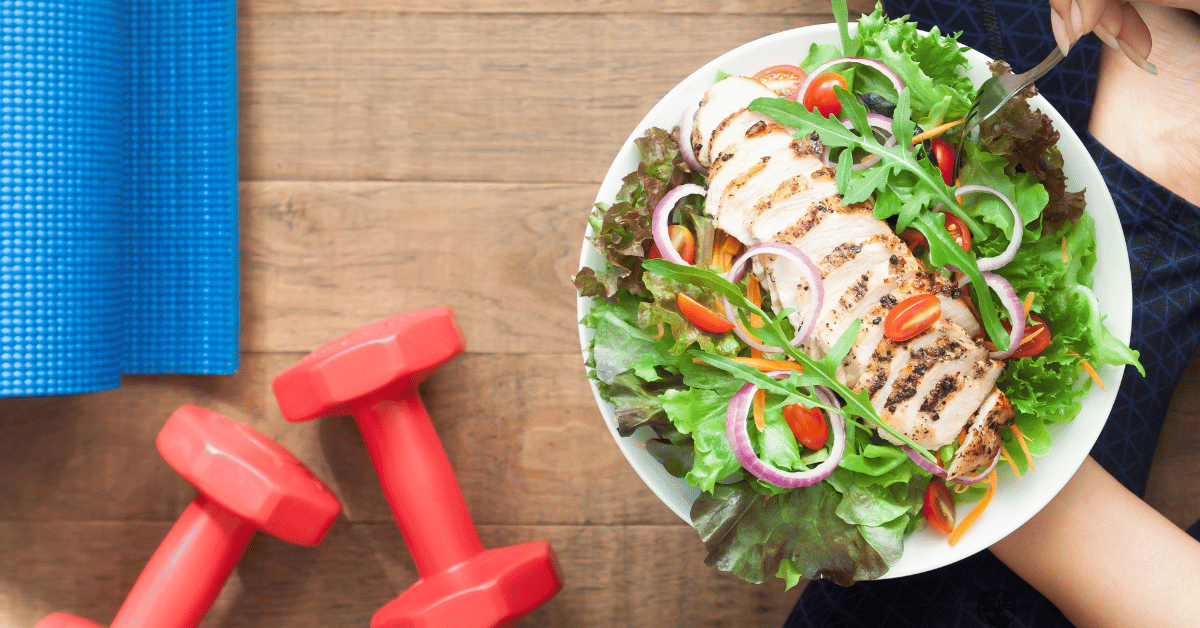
left=948, top=388, right=1014, bottom=478
left=690, top=77, right=778, bottom=169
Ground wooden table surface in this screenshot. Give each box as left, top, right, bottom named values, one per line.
left=3, top=1, right=1198, bottom=626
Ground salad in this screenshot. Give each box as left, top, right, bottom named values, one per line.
left=575, top=1, right=1142, bottom=587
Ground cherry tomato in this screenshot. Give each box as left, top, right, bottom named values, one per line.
left=940, top=210, right=971, bottom=253
left=883, top=293, right=942, bottom=342
left=783, top=403, right=828, bottom=450
left=930, top=137, right=956, bottom=186
left=753, top=64, right=808, bottom=100
left=923, top=478, right=956, bottom=534
left=802, top=72, right=848, bottom=118
left=648, top=225, right=696, bottom=264
left=1004, top=313, right=1052, bottom=359
left=676, top=293, right=735, bottom=333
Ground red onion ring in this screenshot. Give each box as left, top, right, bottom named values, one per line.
left=726, top=372, right=847, bottom=488
left=956, top=271, right=1025, bottom=359
left=721, top=242, right=824, bottom=345
left=902, top=445, right=1001, bottom=485
left=677, top=99, right=704, bottom=172
left=982, top=272, right=1025, bottom=359
left=820, top=113, right=899, bottom=170
left=651, top=184, right=706, bottom=265
left=796, top=57, right=905, bottom=111
left=955, top=184, right=1021, bottom=270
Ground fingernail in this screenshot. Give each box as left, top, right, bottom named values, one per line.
left=1069, top=1, right=1084, bottom=42
left=1117, top=39, right=1158, bottom=75
left=1093, top=22, right=1120, bottom=50
left=1050, top=9, right=1071, bottom=55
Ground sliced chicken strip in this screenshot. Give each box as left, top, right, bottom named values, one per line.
left=690, top=77, right=778, bottom=169
left=876, top=359, right=1005, bottom=450
left=705, top=108, right=786, bottom=169
left=946, top=388, right=1014, bottom=478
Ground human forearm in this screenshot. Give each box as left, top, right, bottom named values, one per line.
left=991, top=456, right=1200, bottom=628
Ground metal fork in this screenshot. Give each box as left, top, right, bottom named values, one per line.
left=952, top=47, right=1066, bottom=180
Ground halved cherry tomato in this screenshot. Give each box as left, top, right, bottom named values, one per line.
left=783, top=403, right=828, bottom=450
left=923, top=478, right=956, bottom=534
left=676, top=293, right=735, bottom=333
left=648, top=225, right=696, bottom=264
left=940, top=210, right=971, bottom=253
left=930, top=137, right=956, bottom=186
left=1003, top=313, right=1052, bottom=359
left=884, top=293, right=942, bottom=341
left=753, top=64, right=808, bottom=100
left=802, top=72, right=848, bottom=118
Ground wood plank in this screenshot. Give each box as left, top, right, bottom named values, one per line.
left=1, top=521, right=801, bottom=628
left=241, top=0, right=854, bottom=15
left=240, top=181, right=588, bottom=354
left=0, top=352, right=678, bottom=527
left=238, top=13, right=832, bottom=183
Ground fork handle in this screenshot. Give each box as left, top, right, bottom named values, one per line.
left=1021, top=47, right=1066, bottom=84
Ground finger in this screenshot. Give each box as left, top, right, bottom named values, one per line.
left=1115, top=2, right=1157, bottom=74
left=1092, top=0, right=1124, bottom=49
left=1048, top=0, right=1077, bottom=51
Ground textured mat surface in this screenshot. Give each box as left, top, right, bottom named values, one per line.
left=0, top=0, right=238, bottom=396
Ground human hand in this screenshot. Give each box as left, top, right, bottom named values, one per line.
left=1047, top=0, right=1166, bottom=73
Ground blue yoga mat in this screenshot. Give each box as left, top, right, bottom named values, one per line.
left=0, top=0, right=239, bottom=396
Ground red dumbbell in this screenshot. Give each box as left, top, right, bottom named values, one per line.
left=36, top=406, right=342, bottom=628
left=272, top=306, right=563, bottom=628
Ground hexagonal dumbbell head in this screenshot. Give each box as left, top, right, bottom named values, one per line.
left=157, top=405, right=342, bottom=547
left=372, top=540, right=564, bottom=628
left=273, top=306, right=466, bottom=423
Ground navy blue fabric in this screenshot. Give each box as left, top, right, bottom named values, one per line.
left=784, top=1, right=1200, bottom=626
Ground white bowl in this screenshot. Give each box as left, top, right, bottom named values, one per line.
left=577, top=22, right=1131, bottom=579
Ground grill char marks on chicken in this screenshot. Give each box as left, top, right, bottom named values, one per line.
left=689, top=76, right=1012, bottom=478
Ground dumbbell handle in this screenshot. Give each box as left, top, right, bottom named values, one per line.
left=351, top=395, right=484, bottom=578
left=109, top=493, right=256, bottom=628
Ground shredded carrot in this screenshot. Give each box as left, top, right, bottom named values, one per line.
left=910, top=117, right=967, bottom=145
left=1017, top=329, right=1046, bottom=348
left=948, top=469, right=997, bottom=546
left=1082, top=360, right=1106, bottom=390
left=1061, top=236, right=1069, bottom=263
left=1009, top=424, right=1036, bottom=473
left=954, top=482, right=971, bottom=494
left=753, top=388, right=767, bottom=431
left=999, top=443, right=1022, bottom=479
left=1022, top=291, right=1035, bottom=315
left=652, top=322, right=664, bottom=339
left=747, top=278, right=765, bottom=357
left=692, top=356, right=803, bottom=373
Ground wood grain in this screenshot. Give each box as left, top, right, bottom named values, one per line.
left=238, top=13, right=823, bottom=183
left=239, top=181, right=585, bottom=353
